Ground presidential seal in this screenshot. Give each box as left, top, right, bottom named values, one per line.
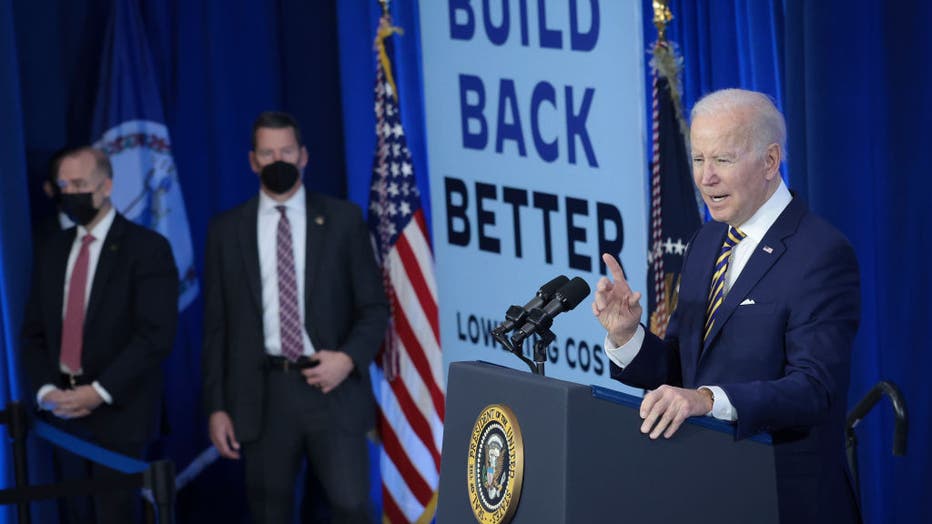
left=467, top=404, right=524, bottom=524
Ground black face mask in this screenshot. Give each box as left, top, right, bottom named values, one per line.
left=60, top=192, right=100, bottom=226
left=260, top=161, right=300, bottom=194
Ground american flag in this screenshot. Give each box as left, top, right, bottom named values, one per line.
left=368, top=15, right=444, bottom=524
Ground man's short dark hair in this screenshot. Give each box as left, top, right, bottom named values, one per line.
left=47, top=147, right=73, bottom=185
left=251, top=111, right=303, bottom=150
left=54, top=146, right=114, bottom=180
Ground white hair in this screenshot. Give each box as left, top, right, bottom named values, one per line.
left=691, top=89, right=786, bottom=161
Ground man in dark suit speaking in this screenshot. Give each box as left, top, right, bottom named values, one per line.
left=593, top=89, right=861, bottom=523
left=21, top=146, right=179, bottom=523
left=202, top=111, right=388, bottom=523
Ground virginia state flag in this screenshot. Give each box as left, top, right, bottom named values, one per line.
left=91, top=0, right=198, bottom=310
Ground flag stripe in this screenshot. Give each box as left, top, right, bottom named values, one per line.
left=381, top=362, right=442, bottom=472
left=407, top=212, right=438, bottom=299
left=386, top=365, right=442, bottom=468
left=389, top=233, right=440, bottom=358
left=395, top=218, right=439, bottom=343
left=387, top=243, right=443, bottom=394
left=386, top=286, right=445, bottom=420
left=392, top=340, right=444, bottom=451
left=381, top=458, right=423, bottom=523
left=380, top=414, right=433, bottom=505
left=379, top=337, right=443, bottom=450
left=382, top=485, right=409, bottom=524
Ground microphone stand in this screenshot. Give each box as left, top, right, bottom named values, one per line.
left=492, top=330, right=534, bottom=375
left=491, top=328, right=551, bottom=376
left=530, top=328, right=554, bottom=376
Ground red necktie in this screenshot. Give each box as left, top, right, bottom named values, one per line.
left=60, top=234, right=95, bottom=373
left=276, top=206, right=304, bottom=361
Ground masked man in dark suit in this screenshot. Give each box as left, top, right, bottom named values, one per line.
left=21, top=146, right=179, bottom=524
left=594, top=89, right=861, bottom=523
left=202, top=111, right=388, bottom=523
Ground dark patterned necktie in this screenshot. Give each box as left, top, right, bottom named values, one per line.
left=704, top=226, right=746, bottom=341
left=276, top=206, right=303, bottom=361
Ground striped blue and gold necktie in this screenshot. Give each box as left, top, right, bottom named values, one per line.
left=704, top=226, right=746, bottom=341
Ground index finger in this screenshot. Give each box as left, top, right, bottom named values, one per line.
left=601, top=253, right=631, bottom=291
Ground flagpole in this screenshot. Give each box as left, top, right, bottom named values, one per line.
left=648, top=0, right=699, bottom=338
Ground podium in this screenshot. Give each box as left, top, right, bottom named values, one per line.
left=436, top=361, right=779, bottom=523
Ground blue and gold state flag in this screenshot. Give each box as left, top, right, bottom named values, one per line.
left=91, top=0, right=197, bottom=310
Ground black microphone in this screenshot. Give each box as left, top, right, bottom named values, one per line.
left=492, top=275, right=569, bottom=335
left=510, top=277, right=591, bottom=345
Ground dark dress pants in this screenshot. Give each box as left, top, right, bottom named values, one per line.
left=54, top=439, right=145, bottom=524
left=243, top=368, right=371, bottom=524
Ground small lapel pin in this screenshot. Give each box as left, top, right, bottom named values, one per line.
left=314, top=216, right=325, bottom=226
left=762, top=245, right=773, bottom=254
left=110, top=244, right=119, bottom=251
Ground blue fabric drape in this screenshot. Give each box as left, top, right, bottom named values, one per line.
left=784, top=2, right=932, bottom=523
left=646, top=0, right=785, bottom=126
left=0, top=0, right=29, bottom=521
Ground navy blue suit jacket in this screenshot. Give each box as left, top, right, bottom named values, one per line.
left=612, top=197, right=861, bottom=523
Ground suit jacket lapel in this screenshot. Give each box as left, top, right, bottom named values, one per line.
left=304, top=192, right=326, bottom=324
left=237, top=198, right=263, bottom=310
left=85, top=215, right=125, bottom=324
left=700, top=197, right=807, bottom=356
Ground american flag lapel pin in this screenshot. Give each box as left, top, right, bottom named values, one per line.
left=762, top=245, right=773, bottom=254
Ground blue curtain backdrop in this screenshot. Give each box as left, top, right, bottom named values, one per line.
left=1, top=1, right=929, bottom=523
left=0, top=0, right=29, bottom=522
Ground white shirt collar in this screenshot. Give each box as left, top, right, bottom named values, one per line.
left=258, top=184, right=306, bottom=215
left=78, top=206, right=117, bottom=241
left=57, top=211, right=75, bottom=230
left=735, top=179, right=792, bottom=242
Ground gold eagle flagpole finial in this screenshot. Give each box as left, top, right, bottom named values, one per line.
left=374, top=0, right=404, bottom=101
left=652, top=0, right=673, bottom=42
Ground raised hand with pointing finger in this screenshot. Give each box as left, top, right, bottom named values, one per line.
left=592, top=253, right=712, bottom=439
left=591, top=253, right=643, bottom=347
